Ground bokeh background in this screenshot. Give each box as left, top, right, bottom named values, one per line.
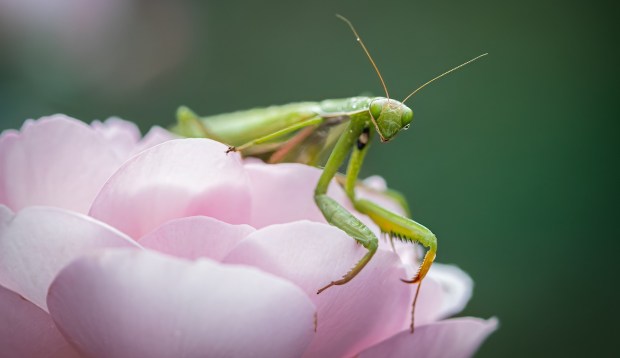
left=1, top=0, right=617, bottom=356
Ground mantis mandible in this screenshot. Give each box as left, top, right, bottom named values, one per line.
left=174, top=15, right=486, bottom=331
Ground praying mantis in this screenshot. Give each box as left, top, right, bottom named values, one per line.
left=174, top=15, right=486, bottom=331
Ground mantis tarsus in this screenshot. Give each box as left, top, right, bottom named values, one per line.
left=174, top=15, right=486, bottom=332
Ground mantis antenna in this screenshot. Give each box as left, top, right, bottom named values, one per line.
left=401, top=53, right=488, bottom=104
left=336, top=14, right=390, bottom=100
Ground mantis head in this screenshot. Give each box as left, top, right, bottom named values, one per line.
left=336, top=14, right=486, bottom=143
left=369, top=98, right=413, bottom=142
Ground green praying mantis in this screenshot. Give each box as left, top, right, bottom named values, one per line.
left=174, top=15, right=486, bottom=331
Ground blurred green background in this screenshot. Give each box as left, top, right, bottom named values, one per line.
left=1, top=0, right=617, bottom=356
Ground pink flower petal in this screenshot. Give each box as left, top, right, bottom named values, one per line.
left=224, top=220, right=413, bottom=358
left=48, top=249, right=316, bottom=358
left=358, top=317, right=499, bottom=358
left=0, top=204, right=11, bottom=223
left=426, top=263, right=474, bottom=319
left=140, top=216, right=254, bottom=260
left=0, top=115, right=127, bottom=213
left=361, top=175, right=388, bottom=191
left=402, top=279, right=445, bottom=328
left=0, top=206, right=140, bottom=311
left=89, top=139, right=252, bottom=238
left=244, top=162, right=350, bottom=228
left=91, top=117, right=142, bottom=158
left=134, top=125, right=178, bottom=154
left=0, top=284, right=80, bottom=358
left=90, top=118, right=176, bottom=159
left=0, top=128, right=18, bottom=141
left=392, top=272, right=466, bottom=329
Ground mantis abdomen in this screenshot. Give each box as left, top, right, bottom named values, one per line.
left=175, top=97, right=375, bottom=147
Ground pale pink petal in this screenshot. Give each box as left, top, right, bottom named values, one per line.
left=242, top=156, right=265, bottom=165
left=91, top=118, right=176, bottom=158
left=0, top=115, right=127, bottom=213
left=363, top=175, right=388, bottom=192
left=0, top=128, right=19, bottom=140
left=48, top=249, right=316, bottom=358
left=91, top=117, right=142, bottom=158
left=402, top=279, right=445, bottom=328
left=133, top=125, right=178, bottom=154
left=426, top=263, right=474, bottom=319
left=244, top=162, right=349, bottom=228
left=392, top=271, right=465, bottom=329
left=0, top=204, right=11, bottom=223
left=0, top=285, right=80, bottom=358
left=358, top=317, right=499, bottom=358
left=140, top=216, right=254, bottom=260
left=361, top=175, right=388, bottom=191
left=224, top=221, right=413, bottom=358
left=0, top=206, right=140, bottom=311
left=90, top=139, right=252, bottom=238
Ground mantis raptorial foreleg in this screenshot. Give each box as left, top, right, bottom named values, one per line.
left=314, top=117, right=378, bottom=294
left=343, top=133, right=437, bottom=285
left=314, top=112, right=437, bottom=292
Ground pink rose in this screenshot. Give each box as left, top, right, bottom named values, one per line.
left=0, top=115, right=497, bottom=357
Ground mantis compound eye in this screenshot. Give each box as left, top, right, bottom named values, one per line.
left=401, top=107, right=413, bottom=129
left=369, top=100, right=384, bottom=120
